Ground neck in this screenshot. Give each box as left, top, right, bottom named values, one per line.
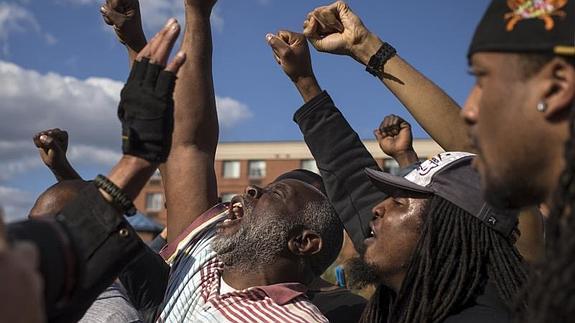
left=222, top=258, right=307, bottom=290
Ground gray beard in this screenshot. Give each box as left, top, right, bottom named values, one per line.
left=211, top=215, right=290, bottom=273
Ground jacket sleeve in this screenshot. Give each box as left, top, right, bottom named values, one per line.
left=8, top=183, right=150, bottom=323
left=293, top=91, right=387, bottom=253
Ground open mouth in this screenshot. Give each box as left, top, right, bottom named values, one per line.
left=364, top=222, right=376, bottom=245
left=218, top=196, right=245, bottom=229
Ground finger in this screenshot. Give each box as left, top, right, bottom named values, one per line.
left=303, top=16, right=320, bottom=38
left=266, top=33, right=291, bottom=60
left=382, top=115, right=392, bottom=129
left=136, top=31, right=161, bottom=62
left=144, top=63, right=162, bottom=88
left=32, top=133, right=43, bottom=148
left=373, top=129, right=383, bottom=141
left=164, top=51, right=186, bottom=74
left=150, top=20, right=180, bottom=66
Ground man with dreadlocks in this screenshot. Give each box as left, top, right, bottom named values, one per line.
left=266, top=26, right=528, bottom=322
left=460, top=1, right=575, bottom=322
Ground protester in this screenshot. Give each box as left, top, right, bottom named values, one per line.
left=460, top=1, right=575, bottom=321
left=267, top=29, right=527, bottom=322
left=3, top=19, right=185, bottom=322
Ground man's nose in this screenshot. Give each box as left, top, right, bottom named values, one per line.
left=461, top=85, right=481, bottom=125
left=245, top=185, right=263, bottom=199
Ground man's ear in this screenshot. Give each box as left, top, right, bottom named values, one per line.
left=288, top=229, right=322, bottom=256
left=540, top=57, right=575, bottom=120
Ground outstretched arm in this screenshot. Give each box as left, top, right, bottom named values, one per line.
left=303, top=1, right=472, bottom=152
left=33, top=128, right=82, bottom=182
left=162, top=1, right=219, bottom=242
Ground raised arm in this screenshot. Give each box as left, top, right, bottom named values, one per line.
left=33, top=128, right=82, bottom=182
left=267, top=30, right=386, bottom=252
left=100, top=0, right=147, bottom=66
left=303, top=1, right=472, bottom=152
left=162, top=0, right=219, bottom=242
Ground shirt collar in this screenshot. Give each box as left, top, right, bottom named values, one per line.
left=255, top=283, right=308, bottom=306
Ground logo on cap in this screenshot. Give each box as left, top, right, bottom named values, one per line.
left=504, top=0, right=568, bottom=31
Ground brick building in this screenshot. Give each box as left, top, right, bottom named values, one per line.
left=134, top=139, right=443, bottom=225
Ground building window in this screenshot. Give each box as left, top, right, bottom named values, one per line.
left=220, top=193, right=236, bottom=203
left=300, top=159, right=319, bottom=174
left=248, top=160, right=266, bottom=179
left=146, top=193, right=164, bottom=212
left=222, top=161, right=241, bottom=179
left=383, top=159, right=401, bottom=175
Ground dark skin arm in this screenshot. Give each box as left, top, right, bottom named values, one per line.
left=33, top=128, right=82, bottom=182
left=375, top=115, right=419, bottom=168
left=100, top=0, right=147, bottom=66
left=162, top=0, right=219, bottom=242
left=102, top=0, right=218, bottom=242
left=303, top=1, right=472, bottom=152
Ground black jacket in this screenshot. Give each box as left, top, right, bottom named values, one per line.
left=7, top=183, right=166, bottom=323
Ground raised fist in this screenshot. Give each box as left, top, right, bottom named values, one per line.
left=303, top=1, right=371, bottom=60
left=374, top=114, right=414, bottom=161
left=266, top=31, right=314, bottom=83
left=33, top=129, right=70, bottom=172
left=100, top=0, right=146, bottom=53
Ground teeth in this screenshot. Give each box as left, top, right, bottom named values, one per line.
left=223, top=219, right=232, bottom=224
left=370, top=229, right=375, bottom=237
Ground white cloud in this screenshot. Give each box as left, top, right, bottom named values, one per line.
left=0, top=185, right=34, bottom=222
left=0, top=60, right=251, bottom=181
left=0, top=2, right=56, bottom=55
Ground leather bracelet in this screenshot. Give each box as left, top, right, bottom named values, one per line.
left=365, top=42, right=397, bottom=78
left=94, top=174, right=137, bottom=216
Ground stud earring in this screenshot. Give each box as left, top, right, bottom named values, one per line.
left=536, top=101, right=547, bottom=112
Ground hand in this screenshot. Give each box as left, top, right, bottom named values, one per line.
left=118, top=18, right=186, bottom=164
left=266, top=31, right=314, bottom=83
left=303, top=1, right=378, bottom=63
left=0, top=220, right=44, bottom=323
left=266, top=30, right=322, bottom=102
left=100, top=0, right=146, bottom=53
left=33, top=128, right=69, bottom=170
left=374, top=114, right=418, bottom=166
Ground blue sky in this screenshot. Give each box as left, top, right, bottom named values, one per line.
left=0, top=0, right=489, bottom=220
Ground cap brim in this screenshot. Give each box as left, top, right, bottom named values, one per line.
left=365, top=168, right=434, bottom=196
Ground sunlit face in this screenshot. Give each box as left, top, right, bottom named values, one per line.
left=461, top=52, right=549, bottom=208
left=211, top=179, right=325, bottom=270
left=363, top=195, right=428, bottom=288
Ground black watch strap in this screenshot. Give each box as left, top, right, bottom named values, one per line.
left=365, top=42, right=397, bottom=78
left=93, top=175, right=137, bottom=216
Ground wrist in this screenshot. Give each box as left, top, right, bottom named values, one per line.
left=351, top=33, right=384, bottom=66
left=392, top=150, right=419, bottom=168
left=294, top=76, right=322, bottom=103
left=184, top=4, right=213, bottom=19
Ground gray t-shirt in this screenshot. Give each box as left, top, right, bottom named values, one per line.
left=79, top=282, right=142, bottom=323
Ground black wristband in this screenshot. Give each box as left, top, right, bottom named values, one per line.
left=93, top=175, right=137, bottom=216
left=365, top=42, right=397, bottom=78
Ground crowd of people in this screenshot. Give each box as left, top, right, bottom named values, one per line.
left=0, top=0, right=573, bottom=322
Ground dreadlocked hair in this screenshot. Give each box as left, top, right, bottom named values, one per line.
left=522, top=77, right=575, bottom=322
left=359, top=195, right=527, bottom=323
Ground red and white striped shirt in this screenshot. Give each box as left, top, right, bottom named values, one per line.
left=158, top=204, right=328, bottom=323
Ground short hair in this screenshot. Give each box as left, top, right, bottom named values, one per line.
left=516, top=53, right=575, bottom=79
left=293, top=199, right=343, bottom=276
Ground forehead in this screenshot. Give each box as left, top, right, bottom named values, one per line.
left=270, top=178, right=326, bottom=199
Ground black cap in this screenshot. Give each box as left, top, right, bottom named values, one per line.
left=365, top=152, right=518, bottom=238
left=468, top=0, right=575, bottom=57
